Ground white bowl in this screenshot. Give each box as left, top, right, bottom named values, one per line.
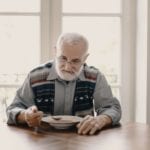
left=42, top=115, right=82, bottom=129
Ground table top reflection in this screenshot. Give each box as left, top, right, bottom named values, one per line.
left=0, top=122, right=150, bottom=150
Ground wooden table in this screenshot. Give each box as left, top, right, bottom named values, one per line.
left=0, top=122, right=150, bottom=150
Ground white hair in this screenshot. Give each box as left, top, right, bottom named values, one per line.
left=56, top=32, right=89, bottom=52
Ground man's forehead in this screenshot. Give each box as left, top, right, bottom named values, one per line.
left=57, top=43, right=86, bottom=57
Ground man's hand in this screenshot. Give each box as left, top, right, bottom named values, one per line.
left=17, top=106, right=43, bottom=127
left=77, top=115, right=112, bottom=135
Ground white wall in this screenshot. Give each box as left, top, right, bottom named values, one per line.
left=147, top=0, right=150, bottom=124
left=135, top=0, right=148, bottom=123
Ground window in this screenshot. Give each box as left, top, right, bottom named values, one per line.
left=0, top=0, right=138, bottom=123
left=0, top=0, right=41, bottom=122
left=62, top=0, right=122, bottom=99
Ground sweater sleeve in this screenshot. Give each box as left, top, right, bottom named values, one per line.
left=94, top=72, right=122, bottom=125
left=6, top=74, right=35, bottom=125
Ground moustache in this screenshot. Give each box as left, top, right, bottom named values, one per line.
left=62, top=70, right=75, bottom=74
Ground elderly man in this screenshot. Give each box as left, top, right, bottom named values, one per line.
left=6, top=32, right=121, bottom=135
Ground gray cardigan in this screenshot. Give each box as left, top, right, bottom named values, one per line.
left=6, top=61, right=121, bottom=125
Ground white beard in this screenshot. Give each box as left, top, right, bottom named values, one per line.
left=55, top=60, right=83, bottom=81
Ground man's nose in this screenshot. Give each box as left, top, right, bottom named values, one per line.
left=64, top=62, right=72, bottom=71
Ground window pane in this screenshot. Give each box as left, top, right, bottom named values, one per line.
left=63, top=17, right=121, bottom=85
left=0, top=16, right=40, bottom=75
left=63, top=0, right=121, bottom=13
left=0, top=0, right=40, bottom=12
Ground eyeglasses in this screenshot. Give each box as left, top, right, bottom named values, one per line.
left=57, top=56, right=83, bottom=66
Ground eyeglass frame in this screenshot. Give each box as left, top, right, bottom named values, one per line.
left=56, top=55, right=85, bottom=66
